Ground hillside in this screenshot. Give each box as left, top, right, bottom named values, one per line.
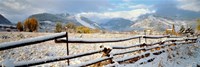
left=0, top=14, right=12, bottom=25
left=131, top=14, right=189, bottom=31
left=28, top=13, right=102, bottom=32
left=101, top=18, right=134, bottom=31
left=27, top=13, right=197, bottom=32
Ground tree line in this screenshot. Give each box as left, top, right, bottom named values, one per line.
left=178, top=18, right=200, bottom=35
left=17, top=18, right=38, bottom=32
left=16, top=18, right=100, bottom=33
left=55, top=22, right=100, bottom=33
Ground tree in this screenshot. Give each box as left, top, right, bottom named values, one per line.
left=55, top=22, right=62, bottom=33
left=172, top=24, right=176, bottom=35
left=65, top=22, right=76, bottom=33
left=16, top=21, right=23, bottom=31
left=196, top=18, right=200, bottom=33
left=24, top=18, right=39, bottom=32
left=185, top=26, right=194, bottom=35
left=65, top=22, right=76, bottom=29
left=179, top=25, right=185, bottom=34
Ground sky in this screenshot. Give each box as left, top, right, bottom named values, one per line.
left=0, top=0, right=200, bottom=23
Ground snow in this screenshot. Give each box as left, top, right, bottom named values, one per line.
left=116, top=42, right=200, bottom=67
left=115, top=51, right=151, bottom=62
left=0, top=33, right=199, bottom=67
left=111, top=47, right=145, bottom=56
left=75, top=14, right=96, bottom=29
left=0, top=32, right=66, bottom=50
left=71, top=56, right=112, bottom=67
left=131, top=15, right=188, bottom=31
left=1, top=59, right=15, bottom=67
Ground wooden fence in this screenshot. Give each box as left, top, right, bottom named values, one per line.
left=0, top=32, right=198, bottom=67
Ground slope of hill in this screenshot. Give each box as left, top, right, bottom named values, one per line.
left=28, top=13, right=196, bottom=32
left=28, top=13, right=102, bottom=32
left=89, top=14, right=193, bottom=32
left=0, top=14, right=12, bottom=25
left=100, top=18, right=134, bottom=31
left=75, top=14, right=102, bottom=29
left=131, top=14, right=188, bottom=31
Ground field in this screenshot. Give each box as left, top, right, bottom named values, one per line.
left=0, top=32, right=200, bottom=67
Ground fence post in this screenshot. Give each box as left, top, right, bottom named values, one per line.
left=145, top=38, right=147, bottom=43
left=66, top=32, right=70, bottom=66
left=139, top=37, right=141, bottom=43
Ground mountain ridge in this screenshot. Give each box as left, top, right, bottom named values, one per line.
left=0, top=14, right=12, bottom=25
left=28, top=13, right=102, bottom=32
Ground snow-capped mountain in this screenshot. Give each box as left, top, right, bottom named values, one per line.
left=131, top=14, right=190, bottom=31
left=28, top=13, right=196, bottom=32
left=28, top=13, right=102, bottom=32
left=92, top=14, right=196, bottom=32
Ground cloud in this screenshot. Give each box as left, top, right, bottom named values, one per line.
left=177, top=0, right=200, bottom=12
left=0, top=0, right=199, bottom=23
left=128, top=4, right=153, bottom=9
left=0, top=0, right=112, bottom=23
left=0, top=0, right=47, bottom=22
left=78, top=9, right=155, bottom=21
left=153, top=0, right=200, bottom=20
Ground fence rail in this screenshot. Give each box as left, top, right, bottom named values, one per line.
left=0, top=32, right=198, bottom=67
left=55, top=36, right=142, bottom=43
left=14, top=48, right=105, bottom=67
left=0, top=32, right=66, bottom=51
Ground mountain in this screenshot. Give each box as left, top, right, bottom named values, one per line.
left=100, top=18, right=134, bottom=31
left=131, top=14, right=190, bottom=31
left=28, top=13, right=196, bottom=32
left=74, top=14, right=103, bottom=29
left=94, top=14, right=195, bottom=32
left=0, top=14, right=12, bottom=25
left=29, top=13, right=66, bottom=22
left=28, top=13, right=102, bottom=32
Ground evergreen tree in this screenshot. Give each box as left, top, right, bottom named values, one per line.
left=179, top=25, right=185, bottom=34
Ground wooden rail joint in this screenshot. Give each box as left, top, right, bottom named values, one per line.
left=140, top=43, right=147, bottom=47
left=159, top=41, right=165, bottom=45
left=171, top=40, right=176, bottom=42
left=92, top=45, right=113, bottom=67
left=100, top=45, right=112, bottom=57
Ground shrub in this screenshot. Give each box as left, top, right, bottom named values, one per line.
left=24, top=18, right=39, bottom=32
left=165, top=29, right=173, bottom=35
left=55, top=22, right=62, bottom=33
left=196, top=19, right=200, bottom=33
left=91, top=29, right=100, bottom=33
left=75, top=26, right=91, bottom=33
left=16, top=21, right=23, bottom=31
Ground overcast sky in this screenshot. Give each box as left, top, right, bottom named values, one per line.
left=0, top=0, right=200, bottom=23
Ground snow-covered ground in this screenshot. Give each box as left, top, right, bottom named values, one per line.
left=117, top=43, right=200, bottom=67
left=0, top=32, right=199, bottom=67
